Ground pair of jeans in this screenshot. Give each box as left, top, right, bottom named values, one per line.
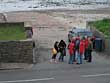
left=68, top=54, right=74, bottom=64
left=59, top=55, right=64, bottom=62
left=76, top=51, right=82, bottom=64
left=82, top=52, right=85, bottom=60
left=59, top=54, right=64, bottom=62
left=59, top=49, right=66, bottom=62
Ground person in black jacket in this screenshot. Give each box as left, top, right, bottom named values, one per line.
left=87, top=38, right=93, bottom=62
left=58, top=40, right=66, bottom=62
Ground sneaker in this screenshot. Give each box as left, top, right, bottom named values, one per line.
left=54, top=60, right=57, bottom=63
left=50, top=59, right=53, bottom=63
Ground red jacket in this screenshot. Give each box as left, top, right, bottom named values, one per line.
left=85, top=38, right=89, bottom=49
left=68, top=42, right=75, bottom=55
left=76, top=36, right=80, bottom=40
left=79, top=40, right=85, bottom=55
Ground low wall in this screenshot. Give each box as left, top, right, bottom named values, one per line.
left=0, top=40, right=33, bottom=63
left=87, top=22, right=110, bottom=51
left=90, top=27, right=105, bottom=50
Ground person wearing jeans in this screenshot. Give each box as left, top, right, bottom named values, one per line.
left=58, top=40, right=66, bottom=62
left=68, top=40, right=75, bottom=64
left=79, top=38, right=86, bottom=64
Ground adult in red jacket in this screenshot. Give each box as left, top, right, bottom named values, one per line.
left=79, top=39, right=85, bottom=64
left=84, top=36, right=89, bottom=60
left=68, top=41, right=75, bottom=64
left=80, top=40, right=85, bottom=55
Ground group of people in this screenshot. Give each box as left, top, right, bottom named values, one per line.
left=68, top=36, right=93, bottom=64
left=51, top=35, right=94, bottom=65
left=51, top=40, right=66, bottom=63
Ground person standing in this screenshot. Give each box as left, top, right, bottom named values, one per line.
left=71, top=37, right=76, bottom=63
left=87, top=38, right=93, bottom=62
left=51, top=41, right=59, bottom=63
left=84, top=36, right=89, bottom=60
left=91, top=36, right=95, bottom=49
left=79, top=38, right=85, bottom=64
left=68, top=40, right=75, bottom=64
left=75, top=37, right=80, bottom=64
left=58, top=40, right=66, bottom=62
left=82, top=37, right=86, bottom=59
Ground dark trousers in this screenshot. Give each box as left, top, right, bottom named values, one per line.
left=73, top=52, right=76, bottom=62
left=52, top=54, right=57, bottom=59
left=59, top=51, right=65, bottom=62
left=59, top=48, right=66, bottom=62
left=84, top=49, right=88, bottom=60
left=59, top=55, right=64, bottom=62
left=87, top=50, right=92, bottom=62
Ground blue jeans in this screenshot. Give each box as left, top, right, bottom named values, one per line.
left=59, top=49, right=66, bottom=62
left=59, top=54, right=64, bottom=62
left=68, top=54, right=74, bottom=64
left=59, top=55, right=64, bottom=62
left=76, top=51, right=82, bottom=64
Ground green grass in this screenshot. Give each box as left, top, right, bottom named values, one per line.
left=0, top=23, right=26, bottom=40
left=90, top=19, right=110, bottom=37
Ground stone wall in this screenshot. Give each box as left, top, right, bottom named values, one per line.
left=87, top=22, right=110, bottom=57
left=0, top=40, right=33, bottom=63
left=87, top=21, right=109, bottom=51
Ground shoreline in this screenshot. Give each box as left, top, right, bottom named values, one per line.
left=3, top=8, right=110, bottom=14
left=0, top=3, right=110, bottom=13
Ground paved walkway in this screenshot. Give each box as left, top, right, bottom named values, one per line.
left=32, top=51, right=110, bottom=70
left=0, top=51, right=109, bottom=83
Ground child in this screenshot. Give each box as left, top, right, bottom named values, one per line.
left=50, top=41, right=59, bottom=63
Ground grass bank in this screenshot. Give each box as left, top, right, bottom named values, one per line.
left=0, top=23, right=26, bottom=40
left=90, top=19, right=110, bottom=37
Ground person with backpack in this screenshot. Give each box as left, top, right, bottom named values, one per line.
left=58, top=40, right=66, bottom=62
left=87, top=38, right=93, bottom=62
left=68, top=40, right=75, bottom=64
